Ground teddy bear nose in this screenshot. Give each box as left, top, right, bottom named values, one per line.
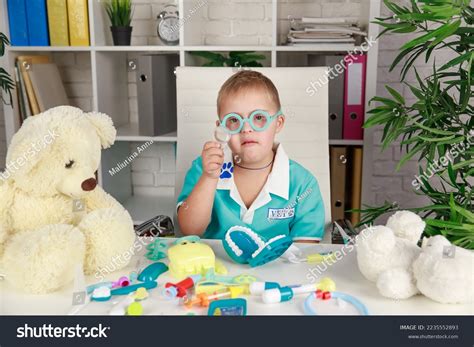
left=81, top=178, right=97, bottom=191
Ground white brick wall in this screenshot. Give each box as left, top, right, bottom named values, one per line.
left=129, top=141, right=176, bottom=195
left=371, top=0, right=457, bottom=217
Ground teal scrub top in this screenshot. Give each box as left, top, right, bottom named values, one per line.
left=177, top=143, right=325, bottom=241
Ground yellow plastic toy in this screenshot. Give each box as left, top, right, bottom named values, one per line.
left=167, top=236, right=227, bottom=279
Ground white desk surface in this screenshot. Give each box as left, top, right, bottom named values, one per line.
left=1, top=239, right=472, bottom=316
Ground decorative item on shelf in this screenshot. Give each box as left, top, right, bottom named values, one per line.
left=167, top=236, right=227, bottom=279
left=156, top=4, right=179, bottom=45
left=222, top=225, right=293, bottom=267
left=104, top=0, right=134, bottom=46
left=189, top=51, right=266, bottom=68
left=0, top=32, right=14, bottom=105
left=358, top=0, right=473, bottom=250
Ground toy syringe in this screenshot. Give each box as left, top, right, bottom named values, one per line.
left=256, top=277, right=336, bottom=304
left=183, top=285, right=247, bottom=308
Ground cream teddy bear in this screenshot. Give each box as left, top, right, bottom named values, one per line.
left=0, top=106, right=136, bottom=293
left=356, top=211, right=473, bottom=304
left=356, top=211, right=425, bottom=299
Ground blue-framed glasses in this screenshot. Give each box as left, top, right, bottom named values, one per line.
left=219, top=109, right=283, bottom=135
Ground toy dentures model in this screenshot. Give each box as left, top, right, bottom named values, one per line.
left=223, top=226, right=293, bottom=267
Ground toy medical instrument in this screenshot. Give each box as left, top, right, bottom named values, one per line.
left=304, top=291, right=369, bottom=315
left=208, top=298, right=247, bottom=316
left=260, top=278, right=336, bottom=304
left=214, top=126, right=231, bottom=147
left=184, top=286, right=247, bottom=308
left=112, top=276, right=130, bottom=288
left=249, top=281, right=281, bottom=295
left=164, top=275, right=202, bottom=299
left=223, top=225, right=293, bottom=267
left=145, top=239, right=168, bottom=261
left=86, top=281, right=113, bottom=294
left=137, top=262, right=168, bottom=282
left=91, top=287, right=111, bottom=301
left=127, top=302, right=143, bottom=316
left=219, top=109, right=283, bottom=135
left=110, top=281, right=158, bottom=295
left=282, top=244, right=337, bottom=264
left=168, top=236, right=227, bottom=279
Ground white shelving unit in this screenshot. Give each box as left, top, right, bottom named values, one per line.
left=0, top=0, right=380, bottom=225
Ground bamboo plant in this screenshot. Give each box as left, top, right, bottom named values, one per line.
left=358, top=0, right=473, bottom=249
left=0, top=32, right=14, bottom=105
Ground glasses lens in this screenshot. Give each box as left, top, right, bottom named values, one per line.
left=250, top=112, right=269, bottom=130
left=224, top=115, right=242, bottom=132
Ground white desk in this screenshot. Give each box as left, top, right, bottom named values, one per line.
left=1, top=239, right=472, bottom=315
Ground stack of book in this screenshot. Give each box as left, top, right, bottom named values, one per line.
left=7, top=0, right=90, bottom=46
left=287, top=17, right=367, bottom=46
left=14, top=55, right=69, bottom=123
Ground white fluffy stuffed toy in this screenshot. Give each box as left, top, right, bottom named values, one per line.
left=356, top=210, right=473, bottom=304
left=0, top=106, right=136, bottom=293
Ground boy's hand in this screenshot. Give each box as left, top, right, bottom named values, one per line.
left=202, top=141, right=224, bottom=179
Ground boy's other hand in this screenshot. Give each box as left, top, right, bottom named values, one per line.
left=202, top=141, right=224, bottom=179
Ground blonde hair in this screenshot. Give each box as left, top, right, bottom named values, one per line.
left=217, top=70, right=281, bottom=116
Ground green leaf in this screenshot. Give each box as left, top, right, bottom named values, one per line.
left=385, top=85, right=405, bottom=104
left=452, top=159, right=474, bottom=170
left=396, top=142, right=424, bottom=171
left=401, top=20, right=461, bottom=51
left=439, top=51, right=473, bottom=71
left=412, top=120, right=456, bottom=135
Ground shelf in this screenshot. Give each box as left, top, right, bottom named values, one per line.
left=276, top=44, right=360, bottom=52
left=329, top=139, right=364, bottom=146
left=7, top=46, right=91, bottom=52
left=116, top=123, right=177, bottom=142
left=122, top=194, right=176, bottom=225
left=184, top=45, right=273, bottom=52
left=94, top=45, right=180, bottom=52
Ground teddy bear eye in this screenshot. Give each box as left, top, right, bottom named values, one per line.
left=65, top=160, right=75, bottom=169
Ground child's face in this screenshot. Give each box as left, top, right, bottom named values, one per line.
left=217, top=87, right=284, bottom=164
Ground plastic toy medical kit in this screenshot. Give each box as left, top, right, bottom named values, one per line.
left=134, top=287, right=149, bottom=301
left=203, top=269, right=257, bottom=285
left=282, top=244, right=337, bottom=264
left=260, top=278, right=336, bottom=304
left=86, top=281, right=113, bottom=295
left=303, top=291, right=369, bottom=315
left=91, top=287, right=112, bottom=302
left=223, top=226, right=293, bottom=267
left=127, top=302, right=143, bottom=316
left=207, top=298, right=247, bottom=316
left=164, top=275, right=202, bottom=299
left=137, top=262, right=169, bottom=282
left=249, top=281, right=281, bottom=295
left=145, top=239, right=168, bottom=261
left=112, top=276, right=130, bottom=288
left=110, top=281, right=158, bottom=296
left=184, top=286, right=247, bottom=308
left=168, top=236, right=227, bottom=279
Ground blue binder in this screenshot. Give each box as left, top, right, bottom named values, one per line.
left=26, top=0, right=50, bottom=46
left=7, top=0, right=29, bottom=46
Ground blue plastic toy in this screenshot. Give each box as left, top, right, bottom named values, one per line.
left=222, top=226, right=293, bottom=267
left=303, top=291, right=369, bottom=315
left=207, top=298, right=247, bottom=316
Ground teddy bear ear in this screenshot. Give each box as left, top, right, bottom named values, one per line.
left=85, top=112, right=116, bottom=149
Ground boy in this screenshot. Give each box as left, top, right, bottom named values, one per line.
left=177, top=70, right=325, bottom=242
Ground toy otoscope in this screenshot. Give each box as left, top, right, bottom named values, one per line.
left=164, top=275, right=201, bottom=299
left=183, top=285, right=247, bottom=308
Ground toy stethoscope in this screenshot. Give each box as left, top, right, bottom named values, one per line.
left=304, top=291, right=369, bottom=315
